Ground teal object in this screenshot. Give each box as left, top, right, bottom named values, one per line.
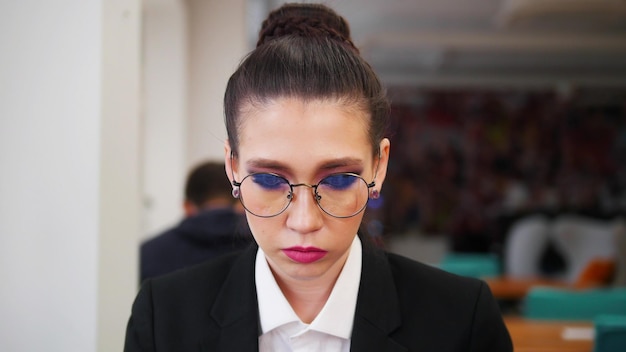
left=524, top=287, right=626, bottom=321
left=438, top=253, right=500, bottom=278
left=594, top=314, right=626, bottom=352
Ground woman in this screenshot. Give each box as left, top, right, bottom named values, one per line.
left=124, top=3, right=512, bottom=351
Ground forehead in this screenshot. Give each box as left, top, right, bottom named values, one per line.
left=237, top=97, right=372, bottom=169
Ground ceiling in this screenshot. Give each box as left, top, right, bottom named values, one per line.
left=249, top=0, right=626, bottom=88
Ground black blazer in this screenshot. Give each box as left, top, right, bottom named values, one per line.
left=124, top=244, right=512, bottom=351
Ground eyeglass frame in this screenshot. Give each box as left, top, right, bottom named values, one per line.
left=231, top=170, right=379, bottom=219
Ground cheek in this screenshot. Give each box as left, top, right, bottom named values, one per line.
left=245, top=214, right=279, bottom=243
left=327, top=214, right=365, bottom=237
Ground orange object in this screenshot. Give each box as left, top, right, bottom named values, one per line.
left=485, top=276, right=570, bottom=300
left=575, top=258, right=616, bottom=289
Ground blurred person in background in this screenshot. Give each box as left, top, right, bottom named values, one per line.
left=140, top=161, right=253, bottom=282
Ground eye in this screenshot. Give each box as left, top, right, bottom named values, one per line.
left=251, top=173, right=288, bottom=190
left=319, top=174, right=358, bottom=190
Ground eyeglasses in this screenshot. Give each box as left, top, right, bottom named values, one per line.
left=232, top=172, right=377, bottom=218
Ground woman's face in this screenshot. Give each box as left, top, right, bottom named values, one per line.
left=225, top=97, right=389, bottom=286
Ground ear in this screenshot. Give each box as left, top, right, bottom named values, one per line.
left=224, top=140, right=237, bottom=185
left=183, top=200, right=199, bottom=217
left=372, top=138, right=390, bottom=193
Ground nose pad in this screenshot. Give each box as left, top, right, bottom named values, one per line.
left=285, top=185, right=324, bottom=233
left=288, top=184, right=319, bottom=203
left=311, top=187, right=322, bottom=202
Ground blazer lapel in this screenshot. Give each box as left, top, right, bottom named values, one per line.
left=200, top=245, right=260, bottom=352
left=198, top=244, right=408, bottom=351
left=351, top=247, right=408, bottom=352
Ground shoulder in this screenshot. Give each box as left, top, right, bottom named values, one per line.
left=155, top=246, right=251, bottom=282
left=362, top=250, right=491, bottom=322
left=126, top=245, right=259, bottom=350
left=362, top=249, right=483, bottom=292
left=131, top=246, right=255, bottom=329
left=367, top=251, right=512, bottom=351
left=145, top=245, right=255, bottom=303
left=382, top=251, right=488, bottom=312
left=385, top=251, right=483, bottom=292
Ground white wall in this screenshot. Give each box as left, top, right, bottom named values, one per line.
left=187, top=0, right=248, bottom=166
left=99, top=1, right=142, bottom=351
left=0, top=0, right=140, bottom=351
left=141, top=0, right=189, bottom=239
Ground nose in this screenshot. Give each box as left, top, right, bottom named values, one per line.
left=285, top=185, right=324, bottom=234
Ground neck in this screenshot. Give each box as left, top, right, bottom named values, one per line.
left=278, top=279, right=333, bottom=324
left=201, top=198, right=234, bottom=210
left=270, top=250, right=350, bottom=324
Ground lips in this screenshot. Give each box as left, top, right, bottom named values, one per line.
left=282, top=246, right=328, bottom=264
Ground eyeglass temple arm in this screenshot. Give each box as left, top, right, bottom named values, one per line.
left=229, top=151, right=242, bottom=188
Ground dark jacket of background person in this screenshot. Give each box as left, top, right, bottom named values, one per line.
left=140, top=161, right=253, bottom=282
left=140, top=207, right=252, bottom=282
left=126, top=244, right=512, bottom=352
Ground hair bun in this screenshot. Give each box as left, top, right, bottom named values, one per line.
left=257, top=3, right=358, bottom=52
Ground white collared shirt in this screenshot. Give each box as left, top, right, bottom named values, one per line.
left=256, top=236, right=362, bottom=352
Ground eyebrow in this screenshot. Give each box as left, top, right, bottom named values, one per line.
left=318, top=157, right=364, bottom=171
left=245, top=158, right=291, bottom=173
left=245, top=157, right=364, bottom=173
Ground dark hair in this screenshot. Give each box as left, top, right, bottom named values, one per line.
left=185, top=161, right=232, bottom=208
left=224, top=3, right=389, bottom=157
left=257, top=3, right=354, bottom=50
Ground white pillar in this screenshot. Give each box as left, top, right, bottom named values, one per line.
left=0, top=0, right=141, bottom=351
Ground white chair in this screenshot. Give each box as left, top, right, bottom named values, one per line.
left=504, top=215, right=551, bottom=278
left=550, top=215, right=620, bottom=283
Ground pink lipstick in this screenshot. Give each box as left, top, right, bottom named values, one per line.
left=283, top=246, right=327, bottom=263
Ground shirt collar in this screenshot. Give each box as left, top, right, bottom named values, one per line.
left=256, top=235, right=362, bottom=339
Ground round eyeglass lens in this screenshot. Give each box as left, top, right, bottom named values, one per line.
left=238, top=173, right=291, bottom=217
left=316, top=173, right=370, bottom=217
